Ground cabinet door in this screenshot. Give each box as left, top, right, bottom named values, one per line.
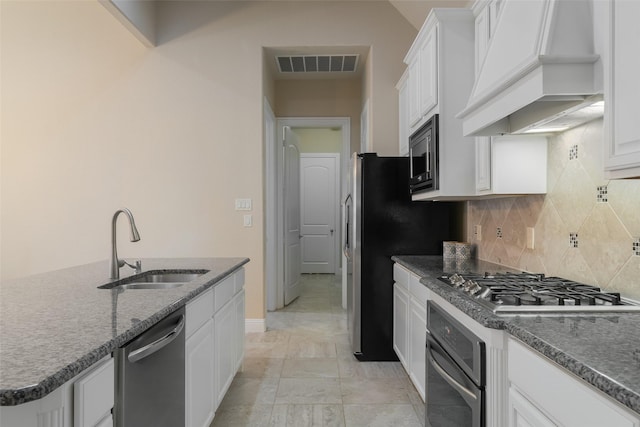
left=393, top=284, right=410, bottom=369
left=234, top=289, right=245, bottom=372
left=215, top=299, right=236, bottom=406
left=398, top=74, right=410, bottom=156
left=476, top=136, right=492, bottom=192
left=74, top=358, right=114, bottom=427
left=95, top=414, right=114, bottom=427
left=408, top=58, right=422, bottom=127
left=419, top=25, right=438, bottom=119
left=606, top=0, right=640, bottom=178
left=408, top=298, right=427, bottom=401
left=509, top=388, right=557, bottom=427
left=186, top=318, right=215, bottom=427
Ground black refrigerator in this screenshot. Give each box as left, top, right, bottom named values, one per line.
left=344, top=153, right=461, bottom=361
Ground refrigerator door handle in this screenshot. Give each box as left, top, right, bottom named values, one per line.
left=343, top=194, right=352, bottom=260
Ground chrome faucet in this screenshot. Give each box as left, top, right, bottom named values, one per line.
left=110, top=208, right=141, bottom=279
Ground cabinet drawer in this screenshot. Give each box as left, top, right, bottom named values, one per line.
left=234, top=268, right=245, bottom=294
left=393, top=263, right=409, bottom=290
left=409, top=273, right=429, bottom=306
left=215, top=274, right=236, bottom=312
left=186, top=288, right=214, bottom=338
left=74, top=357, right=114, bottom=427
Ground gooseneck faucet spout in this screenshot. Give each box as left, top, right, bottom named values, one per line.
left=110, top=208, right=141, bottom=279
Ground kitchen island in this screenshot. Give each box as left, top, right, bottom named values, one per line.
left=393, top=255, right=640, bottom=423
left=0, top=257, right=249, bottom=407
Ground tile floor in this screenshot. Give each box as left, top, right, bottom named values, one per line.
left=211, top=274, right=425, bottom=427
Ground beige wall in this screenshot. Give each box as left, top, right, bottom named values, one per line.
left=1, top=1, right=416, bottom=320
left=293, top=128, right=342, bottom=154
left=275, top=79, right=362, bottom=154
left=468, top=119, right=640, bottom=300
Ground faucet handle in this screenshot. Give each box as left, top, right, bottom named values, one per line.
left=123, top=259, right=142, bottom=273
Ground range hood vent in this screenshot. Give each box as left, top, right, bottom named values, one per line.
left=276, top=54, right=359, bottom=73
left=457, top=0, right=602, bottom=136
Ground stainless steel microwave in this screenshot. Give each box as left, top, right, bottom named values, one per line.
left=409, top=114, right=439, bottom=194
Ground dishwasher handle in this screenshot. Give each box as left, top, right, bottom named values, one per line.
left=128, top=314, right=185, bottom=363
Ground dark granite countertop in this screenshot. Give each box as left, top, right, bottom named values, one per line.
left=392, top=255, right=640, bottom=415
left=0, top=257, right=249, bottom=406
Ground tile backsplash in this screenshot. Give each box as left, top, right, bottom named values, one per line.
left=467, top=119, right=640, bottom=300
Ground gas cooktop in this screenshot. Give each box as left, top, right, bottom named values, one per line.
left=438, top=272, right=640, bottom=314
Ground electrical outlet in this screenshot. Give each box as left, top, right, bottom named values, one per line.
left=243, top=214, right=252, bottom=227
left=475, top=225, right=482, bottom=241
left=526, top=227, right=535, bottom=249
left=235, top=198, right=252, bottom=211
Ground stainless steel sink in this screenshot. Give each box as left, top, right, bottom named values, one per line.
left=99, top=270, right=208, bottom=290
left=135, top=273, right=205, bottom=283
left=114, top=282, right=185, bottom=290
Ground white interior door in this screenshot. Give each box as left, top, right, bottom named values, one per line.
left=284, top=127, right=301, bottom=305
left=300, top=154, right=339, bottom=274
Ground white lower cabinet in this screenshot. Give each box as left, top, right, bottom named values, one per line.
left=214, top=298, right=236, bottom=407
left=185, top=267, right=245, bottom=427
left=508, top=337, right=640, bottom=427
left=393, top=283, right=410, bottom=368
left=407, top=296, right=427, bottom=399
left=234, top=289, right=245, bottom=372
left=393, top=263, right=428, bottom=401
left=73, top=357, right=114, bottom=427
left=0, top=356, right=114, bottom=427
left=509, top=387, right=557, bottom=427
left=186, top=317, right=215, bottom=427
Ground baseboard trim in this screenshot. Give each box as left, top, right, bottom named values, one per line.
left=245, top=318, right=266, bottom=333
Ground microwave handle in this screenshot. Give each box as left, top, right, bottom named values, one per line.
left=426, top=136, right=431, bottom=175
left=409, top=147, right=414, bottom=177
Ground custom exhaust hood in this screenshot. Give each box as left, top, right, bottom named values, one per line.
left=457, top=0, right=603, bottom=136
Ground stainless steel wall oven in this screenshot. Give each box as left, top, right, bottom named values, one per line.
left=426, top=301, right=485, bottom=427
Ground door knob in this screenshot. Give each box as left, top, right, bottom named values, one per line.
left=330, top=229, right=334, bottom=235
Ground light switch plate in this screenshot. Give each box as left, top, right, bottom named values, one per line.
left=235, top=198, right=252, bottom=211
left=475, top=225, right=482, bottom=241
left=243, top=214, right=252, bottom=227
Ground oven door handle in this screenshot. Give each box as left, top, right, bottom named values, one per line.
left=427, top=335, right=478, bottom=404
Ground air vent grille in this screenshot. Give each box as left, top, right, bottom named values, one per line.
left=276, top=55, right=359, bottom=73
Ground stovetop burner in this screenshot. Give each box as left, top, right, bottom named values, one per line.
left=438, top=272, right=640, bottom=314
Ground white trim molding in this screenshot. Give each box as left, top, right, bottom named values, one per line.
left=245, top=318, right=266, bottom=333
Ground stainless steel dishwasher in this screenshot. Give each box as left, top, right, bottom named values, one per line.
left=114, top=307, right=186, bottom=427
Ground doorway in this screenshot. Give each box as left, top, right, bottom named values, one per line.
left=265, top=115, right=350, bottom=312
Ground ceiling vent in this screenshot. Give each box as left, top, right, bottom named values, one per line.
left=276, top=55, right=359, bottom=73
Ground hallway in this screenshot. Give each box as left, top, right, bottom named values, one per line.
left=211, top=274, right=424, bottom=426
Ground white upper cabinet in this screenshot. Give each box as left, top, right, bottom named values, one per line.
left=604, top=0, right=640, bottom=179
left=397, top=70, right=409, bottom=156
left=405, top=15, right=441, bottom=133
left=404, top=8, right=477, bottom=201
left=418, top=27, right=438, bottom=122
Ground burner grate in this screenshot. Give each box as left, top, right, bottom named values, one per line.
left=437, top=272, right=637, bottom=313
